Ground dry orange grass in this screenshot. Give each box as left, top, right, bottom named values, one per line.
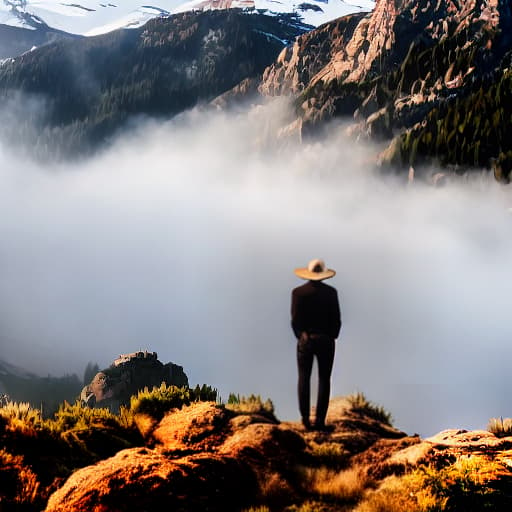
left=303, top=465, right=370, bottom=502
left=353, top=473, right=442, bottom=512
left=0, top=449, right=40, bottom=506
left=133, top=413, right=158, bottom=439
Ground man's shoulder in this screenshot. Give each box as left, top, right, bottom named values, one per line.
left=292, top=281, right=338, bottom=295
left=320, top=281, right=338, bottom=293
left=292, top=283, right=306, bottom=297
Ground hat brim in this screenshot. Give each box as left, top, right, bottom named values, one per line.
left=294, top=268, right=336, bottom=281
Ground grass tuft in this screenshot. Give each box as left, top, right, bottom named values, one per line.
left=302, top=465, right=370, bottom=503
left=309, top=442, right=349, bottom=469
left=225, top=393, right=276, bottom=420
left=346, top=392, right=393, bottom=425
left=488, top=417, right=512, bottom=438
left=0, top=401, right=42, bottom=425
left=130, top=383, right=218, bottom=421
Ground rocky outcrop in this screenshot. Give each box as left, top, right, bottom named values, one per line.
left=43, top=396, right=408, bottom=511
left=256, top=0, right=512, bottom=176
left=259, top=12, right=366, bottom=96
left=44, top=401, right=305, bottom=511
left=80, top=351, right=188, bottom=409
left=45, top=448, right=257, bottom=512
left=3, top=393, right=512, bottom=511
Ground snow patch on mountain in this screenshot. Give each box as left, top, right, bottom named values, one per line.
left=174, top=0, right=375, bottom=28
left=85, top=5, right=170, bottom=36
left=0, top=0, right=43, bottom=30
left=1, top=0, right=374, bottom=36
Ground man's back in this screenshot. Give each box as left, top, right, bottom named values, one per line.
left=291, top=280, right=341, bottom=340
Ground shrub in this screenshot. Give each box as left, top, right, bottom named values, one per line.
left=420, top=456, right=510, bottom=511
left=0, top=401, right=42, bottom=425
left=346, top=392, right=392, bottom=425
left=354, top=473, right=442, bottom=512
left=309, top=442, right=349, bottom=469
left=488, top=417, right=512, bottom=438
left=225, top=393, right=276, bottom=420
left=356, top=456, right=511, bottom=512
left=48, top=401, right=123, bottom=432
left=130, top=383, right=218, bottom=421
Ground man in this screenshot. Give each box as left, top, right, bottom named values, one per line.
left=291, top=258, right=341, bottom=431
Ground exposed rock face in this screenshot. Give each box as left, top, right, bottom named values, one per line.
left=257, top=0, right=512, bottom=175
left=259, top=12, right=366, bottom=96
left=80, top=351, right=188, bottom=409
left=262, top=0, right=508, bottom=95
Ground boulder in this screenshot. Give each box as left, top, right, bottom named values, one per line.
left=45, top=448, right=257, bottom=512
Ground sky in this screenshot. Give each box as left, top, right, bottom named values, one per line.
left=0, top=98, right=512, bottom=437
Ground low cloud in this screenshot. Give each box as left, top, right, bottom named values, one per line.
left=0, top=98, right=511, bottom=436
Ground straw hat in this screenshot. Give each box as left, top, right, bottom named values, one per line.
left=294, top=259, right=335, bottom=281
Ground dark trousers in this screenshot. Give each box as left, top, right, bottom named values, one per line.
left=297, top=333, right=335, bottom=426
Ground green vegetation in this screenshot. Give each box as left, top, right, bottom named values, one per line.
left=351, top=455, right=512, bottom=512
left=308, top=441, right=350, bottom=469
left=393, top=64, right=512, bottom=175
left=225, top=393, right=276, bottom=420
left=0, top=400, right=42, bottom=426
left=130, top=383, right=218, bottom=421
left=346, top=392, right=393, bottom=425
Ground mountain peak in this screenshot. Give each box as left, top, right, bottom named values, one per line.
left=0, top=0, right=375, bottom=36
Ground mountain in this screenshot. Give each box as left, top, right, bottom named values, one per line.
left=0, top=359, right=82, bottom=414
left=0, top=22, right=77, bottom=59
left=0, top=0, right=374, bottom=37
left=1, top=0, right=511, bottom=177
left=0, top=358, right=37, bottom=381
left=255, top=0, right=512, bottom=178
left=0, top=9, right=309, bottom=158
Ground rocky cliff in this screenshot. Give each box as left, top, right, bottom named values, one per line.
left=257, top=0, right=512, bottom=177
left=80, top=351, right=188, bottom=410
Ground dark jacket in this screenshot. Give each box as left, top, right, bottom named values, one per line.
left=291, top=280, right=342, bottom=340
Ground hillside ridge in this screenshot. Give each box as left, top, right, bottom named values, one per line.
left=2, top=392, right=512, bottom=511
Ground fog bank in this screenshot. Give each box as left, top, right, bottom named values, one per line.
left=1, top=100, right=511, bottom=436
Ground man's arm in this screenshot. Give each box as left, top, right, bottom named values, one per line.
left=291, top=288, right=303, bottom=339
left=331, top=289, right=342, bottom=339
